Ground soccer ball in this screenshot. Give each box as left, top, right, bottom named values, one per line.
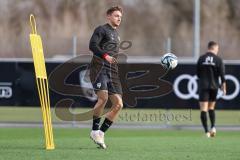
left=160, top=53, right=178, bottom=70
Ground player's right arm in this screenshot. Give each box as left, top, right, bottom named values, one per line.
left=89, top=26, right=117, bottom=64
left=196, top=56, right=201, bottom=78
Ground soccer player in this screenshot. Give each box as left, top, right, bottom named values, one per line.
left=197, top=41, right=226, bottom=138
left=89, top=6, right=123, bottom=149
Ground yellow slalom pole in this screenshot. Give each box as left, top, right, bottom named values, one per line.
left=29, top=14, right=55, bottom=150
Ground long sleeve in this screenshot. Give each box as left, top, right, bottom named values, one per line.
left=196, top=57, right=201, bottom=78
left=219, top=59, right=226, bottom=83
left=89, top=26, right=107, bottom=58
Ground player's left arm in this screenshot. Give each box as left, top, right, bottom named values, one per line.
left=219, top=58, right=226, bottom=95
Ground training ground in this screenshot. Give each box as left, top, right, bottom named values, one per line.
left=0, top=107, right=240, bottom=160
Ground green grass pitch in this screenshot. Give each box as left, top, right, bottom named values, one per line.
left=0, top=107, right=240, bottom=125
left=0, top=128, right=239, bottom=160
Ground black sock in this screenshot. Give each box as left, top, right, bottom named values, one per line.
left=92, top=116, right=101, bottom=130
left=208, top=109, right=215, bottom=128
left=100, top=118, right=113, bottom=133
left=200, top=111, right=208, bottom=133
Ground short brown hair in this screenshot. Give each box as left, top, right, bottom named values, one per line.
left=106, top=6, right=123, bottom=15
left=208, top=41, right=218, bottom=49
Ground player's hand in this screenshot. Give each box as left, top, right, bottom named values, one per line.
left=221, top=88, right=226, bottom=95
left=105, top=55, right=117, bottom=64
left=221, top=85, right=226, bottom=95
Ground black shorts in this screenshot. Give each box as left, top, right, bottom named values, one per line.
left=90, top=70, right=122, bottom=95
left=199, top=89, right=218, bottom=102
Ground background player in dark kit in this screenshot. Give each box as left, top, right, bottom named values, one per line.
left=197, top=41, right=226, bottom=138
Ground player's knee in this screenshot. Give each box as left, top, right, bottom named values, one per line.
left=98, top=95, right=108, bottom=105
left=113, top=101, right=123, bottom=112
